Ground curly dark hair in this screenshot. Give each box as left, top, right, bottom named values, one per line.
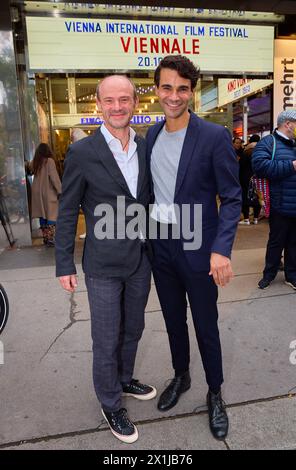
left=154, top=55, right=200, bottom=90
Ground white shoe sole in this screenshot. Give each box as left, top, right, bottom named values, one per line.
left=123, top=386, right=157, bottom=401
left=258, top=284, right=270, bottom=290
left=101, top=409, right=138, bottom=444
left=285, top=281, right=296, bottom=290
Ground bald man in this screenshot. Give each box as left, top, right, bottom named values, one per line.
left=56, top=75, right=156, bottom=444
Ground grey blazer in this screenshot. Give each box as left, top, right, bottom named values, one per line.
left=55, top=127, right=150, bottom=278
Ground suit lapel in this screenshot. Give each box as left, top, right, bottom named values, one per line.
left=147, top=121, right=165, bottom=165
left=91, top=128, right=133, bottom=197
left=174, top=113, right=201, bottom=199
left=136, top=136, right=146, bottom=197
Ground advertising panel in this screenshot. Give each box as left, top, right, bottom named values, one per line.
left=274, top=39, right=296, bottom=127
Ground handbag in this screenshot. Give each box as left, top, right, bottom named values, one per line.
left=247, top=177, right=259, bottom=205
left=253, top=135, right=276, bottom=218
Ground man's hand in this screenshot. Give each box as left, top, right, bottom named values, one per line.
left=293, top=161, right=296, bottom=171
left=59, top=275, right=78, bottom=292
left=209, top=253, right=234, bottom=287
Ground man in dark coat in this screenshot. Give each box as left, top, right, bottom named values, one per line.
left=146, top=55, right=241, bottom=440
left=252, top=109, right=296, bottom=290
left=55, top=75, right=156, bottom=444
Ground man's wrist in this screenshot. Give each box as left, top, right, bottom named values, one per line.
left=211, top=252, right=230, bottom=259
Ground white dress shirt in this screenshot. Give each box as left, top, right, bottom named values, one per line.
left=100, top=123, right=139, bottom=198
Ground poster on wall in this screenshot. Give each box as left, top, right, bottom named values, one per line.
left=26, top=16, right=274, bottom=74
left=274, top=39, right=296, bottom=128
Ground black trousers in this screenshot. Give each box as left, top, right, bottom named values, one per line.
left=263, top=209, right=296, bottom=281
left=152, top=230, right=223, bottom=392
left=242, top=202, right=261, bottom=220
left=241, top=184, right=261, bottom=219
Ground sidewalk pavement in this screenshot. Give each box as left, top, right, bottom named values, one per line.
left=0, top=223, right=296, bottom=450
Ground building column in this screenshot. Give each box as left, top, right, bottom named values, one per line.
left=243, top=97, right=248, bottom=143
left=0, top=0, right=32, bottom=247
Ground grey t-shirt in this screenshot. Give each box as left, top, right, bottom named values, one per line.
left=151, top=125, right=187, bottom=223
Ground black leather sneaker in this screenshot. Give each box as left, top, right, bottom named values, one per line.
left=157, top=371, right=191, bottom=411
left=101, top=408, right=138, bottom=443
left=122, top=379, right=157, bottom=400
left=207, top=390, right=229, bottom=440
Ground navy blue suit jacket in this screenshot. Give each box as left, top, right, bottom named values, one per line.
left=146, top=112, right=241, bottom=272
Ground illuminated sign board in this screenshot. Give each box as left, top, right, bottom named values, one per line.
left=52, top=114, right=166, bottom=127
left=218, top=78, right=273, bottom=106
left=80, top=114, right=166, bottom=125
left=26, top=17, right=274, bottom=73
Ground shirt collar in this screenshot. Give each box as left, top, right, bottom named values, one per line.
left=101, top=123, right=136, bottom=145
left=276, top=129, right=290, bottom=140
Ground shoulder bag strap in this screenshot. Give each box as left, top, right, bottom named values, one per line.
left=271, top=134, right=276, bottom=161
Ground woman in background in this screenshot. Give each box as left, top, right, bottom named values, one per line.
left=238, top=134, right=261, bottom=225
left=232, top=136, right=244, bottom=160
left=30, top=143, right=61, bottom=246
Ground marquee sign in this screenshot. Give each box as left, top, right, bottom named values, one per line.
left=26, top=17, right=274, bottom=73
